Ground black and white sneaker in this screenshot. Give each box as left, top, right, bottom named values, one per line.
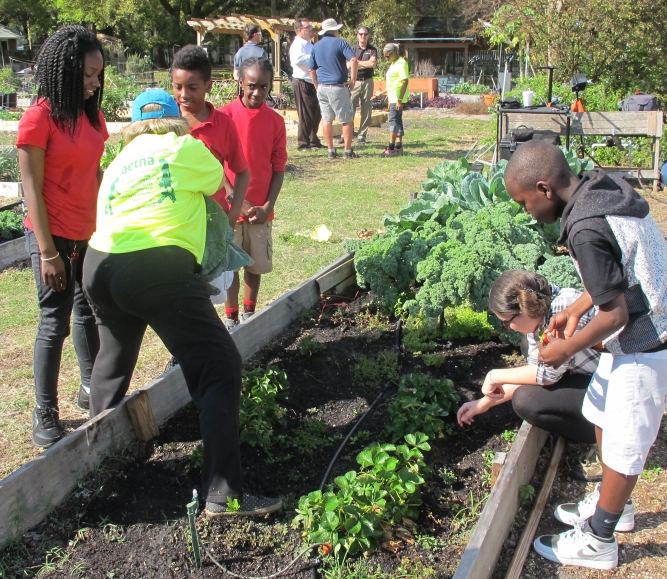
left=205, top=493, right=283, bottom=517
left=77, top=385, right=90, bottom=410
left=554, top=483, right=635, bottom=532
left=32, top=406, right=63, bottom=448
left=533, top=520, right=618, bottom=570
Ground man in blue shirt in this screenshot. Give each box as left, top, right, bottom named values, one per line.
left=234, top=25, right=268, bottom=80
left=309, top=18, right=358, bottom=159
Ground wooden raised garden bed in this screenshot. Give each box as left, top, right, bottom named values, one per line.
left=0, top=253, right=553, bottom=578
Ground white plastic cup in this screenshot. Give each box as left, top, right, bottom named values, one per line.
left=522, top=90, right=534, bottom=107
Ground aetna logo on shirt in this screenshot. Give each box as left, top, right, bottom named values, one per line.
left=122, top=157, right=156, bottom=174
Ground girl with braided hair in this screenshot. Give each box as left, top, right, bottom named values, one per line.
left=17, top=26, right=108, bottom=448
left=457, top=270, right=601, bottom=465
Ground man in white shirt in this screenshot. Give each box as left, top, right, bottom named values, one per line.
left=290, top=18, right=323, bottom=150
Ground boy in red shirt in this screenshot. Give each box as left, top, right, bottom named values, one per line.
left=220, top=57, right=288, bottom=328
left=171, top=45, right=249, bottom=225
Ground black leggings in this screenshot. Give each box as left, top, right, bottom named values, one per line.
left=83, top=245, right=243, bottom=503
left=512, top=372, right=596, bottom=444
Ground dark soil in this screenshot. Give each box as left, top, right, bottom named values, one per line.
left=5, top=289, right=527, bottom=579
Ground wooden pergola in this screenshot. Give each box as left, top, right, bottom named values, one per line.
left=187, top=14, right=321, bottom=84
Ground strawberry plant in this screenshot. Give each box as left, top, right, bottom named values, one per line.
left=292, top=433, right=431, bottom=556
left=386, top=374, right=459, bottom=442
left=239, top=366, right=289, bottom=448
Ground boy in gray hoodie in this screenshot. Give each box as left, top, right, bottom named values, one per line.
left=505, top=141, right=667, bottom=570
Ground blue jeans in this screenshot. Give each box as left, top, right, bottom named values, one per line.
left=389, top=103, right=404, bottom=137
left=26, top=229, right=99, bottom=409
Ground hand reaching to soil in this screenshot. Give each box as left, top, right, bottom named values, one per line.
left=457, top=397, right=494, bottom=426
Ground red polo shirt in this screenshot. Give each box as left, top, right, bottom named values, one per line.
left=17, top=100, right=108, bottom=240
left=189, top=102, right=248, bottom=211
left=219, top=97, right=287, bottom=221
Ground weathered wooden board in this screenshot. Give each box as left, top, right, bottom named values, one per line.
left=505, top=111, right=662, bottom=137
left=316, top=259, right=356, bottom=294
left=453, top=422, right=549, bottom=579
left=0, top=252, right=356, bottom=547
left=0, top=236, right=29, bottom=270
left=126, top=390, right=160, bottom=441
left=504, top=437, right=565, bottom=579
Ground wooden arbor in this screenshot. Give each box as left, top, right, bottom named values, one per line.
left=187, top=14, right=321, bottom=90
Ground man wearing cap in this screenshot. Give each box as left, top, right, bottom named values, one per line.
left=347, top=26, right=377, bottom=145
left=289, top=18, right=323, bottom=151
left=309, top=18, right=358, bottom=159
left=234, top=25, right=268, bottom=81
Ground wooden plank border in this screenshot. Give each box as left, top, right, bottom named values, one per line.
left=0, top=252, right=356, bottom=546
left=453, top=422, right=549, bottom=579
left=0, top=236, right=29, bottom=270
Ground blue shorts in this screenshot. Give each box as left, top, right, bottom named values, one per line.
left=388, top=103, right=404, bottom=137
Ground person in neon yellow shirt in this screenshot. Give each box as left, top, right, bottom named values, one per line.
left=382, top=43, right=409, bottom=157
left=84, top=89, right=283, bottom=518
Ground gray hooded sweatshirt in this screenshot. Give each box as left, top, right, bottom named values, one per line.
left=559, top=169, right=667, bottom=354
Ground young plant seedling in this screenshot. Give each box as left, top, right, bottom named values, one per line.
left=299, top=335, right=323, bottom=357
left=226, top=497, right=241, bottom=512
left=519, top=484, right=535, bottom=505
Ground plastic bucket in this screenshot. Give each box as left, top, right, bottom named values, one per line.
left=522, top=90, right=534, bottom=107
left=483, top=93, right=495, bottom=107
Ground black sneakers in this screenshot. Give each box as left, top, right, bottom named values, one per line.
left=205, top=493, right=283, bottom=517
left=77, top=385, right=90, bottom=410
left=32, top=406, right=63, bottom=448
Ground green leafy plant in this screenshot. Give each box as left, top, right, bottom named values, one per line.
left=293, top=433, right=431, bottom=555
left=442, top=305, right=494, bottom=340
left=189, top=444, right=204, bottom=469
left=299, top=335, right=323, bottom=357
left=102, top=66, right=140, bottom=121
left=519, top=484, right=535, bottom=505
left=226, top=497, right=241, bottom=512
left=0, top=210, right=23, bottom=242
left=423, top=353, right=446, bottom=367
left=438, top=467, right=457, bottom=485
left=100, top=141, right=124, bottom=170
left=451, top=82, right=492, bottom=95
left=0, top=149, right=21, bottom=182
left=641, top=459, right=662, bottom=481
left=239, top=366, right=289, bottom=448
left=501, top=430, right=517, bottom=444
left=352, top=350, right=399, bottom=388
left=386, top=374, right=459, bottom=442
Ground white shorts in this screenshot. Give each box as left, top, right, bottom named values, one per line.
left=582, top=351, right=667, bottom=475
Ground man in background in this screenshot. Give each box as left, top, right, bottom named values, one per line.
left=234, top=25, right=268, bottom=80
left=309, top=18, right=358, bottom=159
left=289, top=18, right=323, bottom=151
left=347, top=26, right=377, bottom=145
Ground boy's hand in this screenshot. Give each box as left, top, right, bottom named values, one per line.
left=240, top=200, right=254, bottom=218
left=457, top=398, right=493, bottom=426
left=482, top=371, right=504, bottom=400
left=538, top=336, right=572, bottom=368
left=247, top=204, right=270, bottom=224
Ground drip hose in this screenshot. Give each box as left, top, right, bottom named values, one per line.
left=318, top=383, right=391, bottom=491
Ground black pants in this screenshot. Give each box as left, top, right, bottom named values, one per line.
left=26, top=229, right=99, bottom=409
left=292, top=78, right=322, bottom=148
left=83, top=246, right=243, bottom=503
left=512, top=372, right=596, bottom=444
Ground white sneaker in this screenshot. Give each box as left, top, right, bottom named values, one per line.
left=554, top=483, right=635, bottom=532
left=533, top=521, right=618, bottom=570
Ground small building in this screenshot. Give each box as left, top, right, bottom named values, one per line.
left=0, top=25, right=24, bottom=57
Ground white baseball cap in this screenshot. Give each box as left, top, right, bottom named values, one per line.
left=318, top=18, right=343, bottom=35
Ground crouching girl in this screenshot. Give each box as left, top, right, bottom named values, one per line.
left=457, top=270, right=600, bottom=451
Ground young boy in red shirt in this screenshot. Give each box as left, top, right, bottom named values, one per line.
left=220, top=57, right=288, bottom=328
left=171, top=45, right=249, bottom=225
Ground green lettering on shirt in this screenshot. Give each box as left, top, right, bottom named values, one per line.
left=157, top=159, right=176, bottom=204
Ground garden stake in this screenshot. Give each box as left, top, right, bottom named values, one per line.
left=187, top=489, right=202, bottom=568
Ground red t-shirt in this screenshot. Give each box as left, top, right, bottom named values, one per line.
left=189, top=102, right=248, bottom=212
left=16, top=100, right=108, bottom=240
left=219, top=98, right=287, bottom=221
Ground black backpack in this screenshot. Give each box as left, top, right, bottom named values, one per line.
left=621, top=93, right=660, bottom=112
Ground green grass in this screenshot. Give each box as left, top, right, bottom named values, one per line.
left=0, top=115, right=492, bottom=478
